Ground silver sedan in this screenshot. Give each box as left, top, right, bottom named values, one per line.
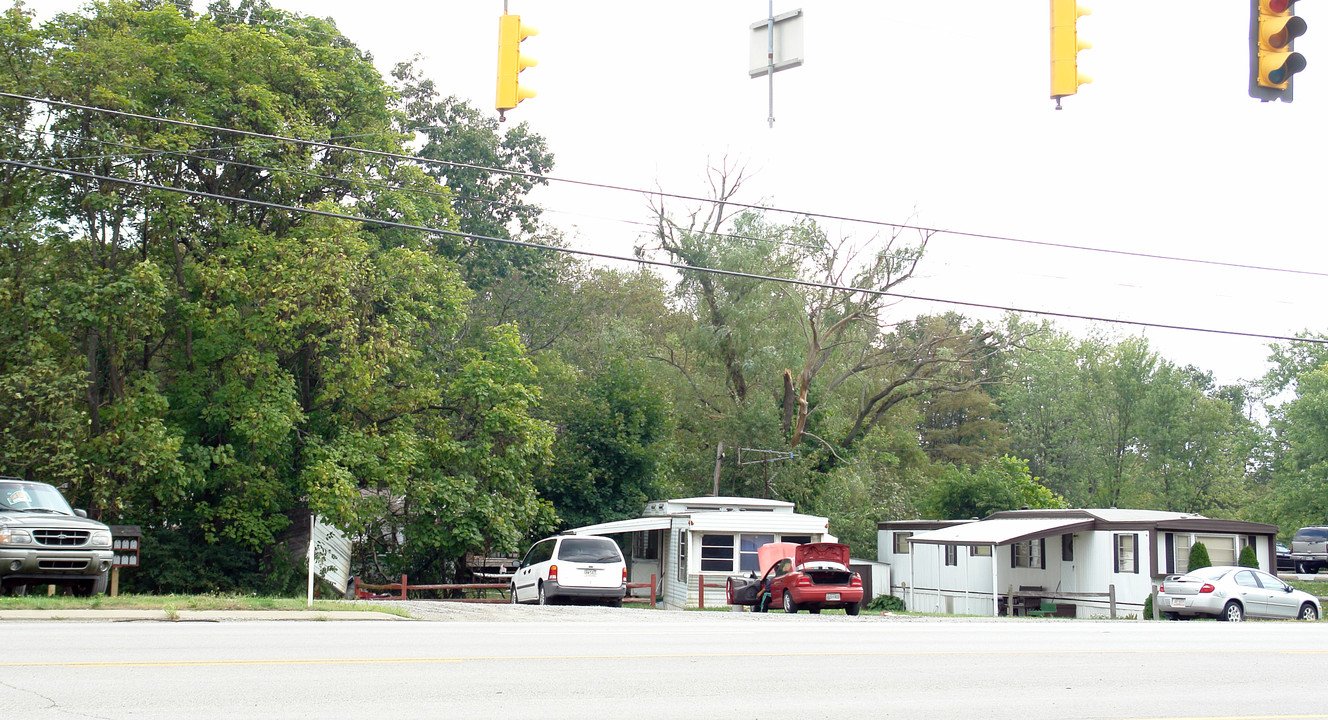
left=1157, top=565, right=1320, bottom=622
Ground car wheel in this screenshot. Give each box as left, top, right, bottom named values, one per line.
left=509, top=584, right=519, bottom=605
left=1300, top=603, right=1319, bottom=621
left=1220, top=600, right=1244, bottom=622
left=537, top=582, right=549, bottom=606
left=782, top=591, right=799, bottom=614
left=845, top=602, right=861, bottom=617
left=1163, top=611, right=1180, bottom=621
left=607, top=597, right=623, bottom=608
left=1298, top=561, right=1312, bottom=574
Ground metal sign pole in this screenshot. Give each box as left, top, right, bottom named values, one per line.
left=766, top=1, right=775, bottom=127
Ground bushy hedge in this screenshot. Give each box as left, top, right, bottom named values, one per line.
left=867, top=594, right=906, bottom=612
left=1238, top=545, right=1259, bottom=568
left=1187, top=541, right=1212, bottom=572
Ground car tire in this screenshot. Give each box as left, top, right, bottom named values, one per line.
left=1163, top=611, right=1180, bottom=621
left=607, top=597, right=623, bottom=608
left=1220, top=600, right=1244, bottom=622
left=537, top=582, right=548, bottom=606
left=509, top=584, right=518, bottom=605
left=782, top=590, right=799, bottom=614
left=1300, top=603, right=1319, bottom=621
left=1298, top=561, right=1312, bottom=574
left=845, top=602, right=860, bottom=616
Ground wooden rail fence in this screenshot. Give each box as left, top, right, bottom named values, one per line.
left=353, top=574, right=658, bottom=607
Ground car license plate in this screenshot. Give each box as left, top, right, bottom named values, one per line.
left=826, top=592, right=840, bottom=601
left=1170, top=597, right=1186, bottom=607
left=582, top=568, right=598, bottom=576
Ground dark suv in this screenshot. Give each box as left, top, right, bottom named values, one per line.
left=0, top=478, right=114, bottom=595
left=1291, top=526, right=1328, bottom=574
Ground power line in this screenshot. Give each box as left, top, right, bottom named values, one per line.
left=5, top=157, right=1324, bottom=347
left=6, top=92, right=1325, bottom=280
left=7, top=124, right=824, bottom=252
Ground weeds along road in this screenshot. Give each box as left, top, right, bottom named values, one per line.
left=1, top=606, right=1324, bottom=720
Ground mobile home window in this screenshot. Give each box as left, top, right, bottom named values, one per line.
left=893, top=532, right=913, bottom=554
left=1115, top=533, right=1139, bottom=574
left=678, top=530, right=688, bottom=582
left=780, top=535, right=812, bottom=545
left=944, top=545, right=958, bottom=566
left=1197, top=535, right=1236, bottom=566
left=738, top=534, right=774, bottom=572
left=1011, top=539, right=1045, bottom=569
left=1062, top=534, right=1074, bottom=562
left=633, top=531, right=659, bottom=560
left=970, top=545, right=992, bottom=557
left=700, top=534, right=735, bottom=572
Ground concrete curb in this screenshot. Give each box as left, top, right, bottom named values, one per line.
left=0, top=609, right=410, bottom=622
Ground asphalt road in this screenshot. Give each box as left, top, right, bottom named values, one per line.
left=2, top=607, right=1326, bottom=719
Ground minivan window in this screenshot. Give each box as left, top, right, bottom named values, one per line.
left=522, top=540, right=555, bottom=566
left=557, top=538, right=622, bottom=563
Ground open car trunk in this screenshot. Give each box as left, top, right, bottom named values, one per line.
left=795, top=542, right=850, bottom=569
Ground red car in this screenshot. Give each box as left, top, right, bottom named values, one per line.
left=727, top=542, right=864, bottom=615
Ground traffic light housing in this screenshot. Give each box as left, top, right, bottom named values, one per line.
left=496, top=14, right=538, bottom=113
left=1050, top=0, right=1092, bottom=108
left=1250, top=0, right=1307, bottom=102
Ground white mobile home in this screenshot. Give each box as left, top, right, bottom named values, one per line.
left=571, top=496, right=834, bottom=610
left=878, top=509, right=1279, bottom=618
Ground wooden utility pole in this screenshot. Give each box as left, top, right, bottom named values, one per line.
left=712, top=442, right=724, bottom=496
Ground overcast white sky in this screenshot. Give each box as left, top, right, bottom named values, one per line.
left=34, top=0, right=1328, bottom=387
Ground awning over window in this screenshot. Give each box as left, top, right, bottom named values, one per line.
left=570, top=517, right=674, bottom=536
left=907, top=517, right=1095, bottom=547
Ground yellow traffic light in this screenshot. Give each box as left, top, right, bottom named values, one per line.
left=1050, top=0, right=1092, bottom=108
left=496, top=14, right=538, bottom=113
left=1250, top=0, right=1306, bottom=102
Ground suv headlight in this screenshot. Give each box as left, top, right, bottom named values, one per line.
left=88, top=530, right=112, bottom=548
left=0, top=526, right=32, bottom=545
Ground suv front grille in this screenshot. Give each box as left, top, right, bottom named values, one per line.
left=38, top=559, right=89, bottom=570
left=33, top=529, right=90, bottom=546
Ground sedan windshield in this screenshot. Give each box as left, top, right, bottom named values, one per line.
left=557, top=538, right=623, bottom=563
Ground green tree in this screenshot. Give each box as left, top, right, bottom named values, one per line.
left=921, top=456, right=1066, bottom=520
left=0, top=0, right=561, bottom=591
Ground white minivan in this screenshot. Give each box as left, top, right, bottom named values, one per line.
left=511, top=533, right=627, bottom=606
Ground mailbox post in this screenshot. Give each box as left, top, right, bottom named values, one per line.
left=108, top=525, right=142, bottom=597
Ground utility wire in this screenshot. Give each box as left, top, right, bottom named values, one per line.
left=6, top=91, right=1325, bottom=280
left=8, top=124, right=825, bottom=252
left=5, top=158, right=1324, bottom=347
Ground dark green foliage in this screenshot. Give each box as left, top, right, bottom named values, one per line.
left=1238, top=545, right=1259, bottom=569
left=867, top=594, right=906, bottom=613
left=921, top=456, right=1066, bottom=520
left=1187, top=541, right=1212, bottom=572
left=1142, top=593, right=1154, bottom=620
left=539, top=358, right=671, bottom=529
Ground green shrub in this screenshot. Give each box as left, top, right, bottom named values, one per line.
left=1187, top=541, right=1212, bottom=572
left=1142, top=593, right=1154, bottom=620
left=867, top=594, right=906, bottom=612
left=1238, top=545, right=1259, bottom=568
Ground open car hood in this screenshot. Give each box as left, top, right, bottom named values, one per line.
left=796, top=542, right=850, bottom=568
